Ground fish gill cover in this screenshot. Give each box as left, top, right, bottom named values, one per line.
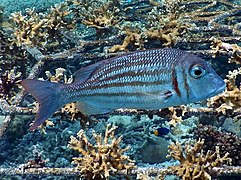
left=0, top=0, right=241, bottom=179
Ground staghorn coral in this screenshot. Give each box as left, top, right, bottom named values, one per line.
left=210, top=38, right=241, bottom=64
left=109, top=1, right=190, bottom=52
left=61, top=102, right=95, bottom=129
left=10, top=3, right=74, bottom=50
left=207, top=37, right=241, bottom=115
left=166, top=139, right=231, bottom=180
left=66, top=0, right=121, bottom=30
left=194, top=124, right=241, bottom=166
left=45, top=67, right=73, bottom=84
left=0, top=22, right=26, bottom=70
left=68, top=124, right=135, bottom=179
left=1, top=0, right=241, bottom=175
left=108, top=28, right=144, bottom=52
left=207, top=67, right=241, bottom=115
left=167, top=106, right=185, bottom=126
left=108, top=0, right=241, bottom=52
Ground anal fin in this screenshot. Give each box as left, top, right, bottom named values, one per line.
left=76, top=101, right=113, bottom=115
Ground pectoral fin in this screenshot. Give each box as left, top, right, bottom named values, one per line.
left=76, top=101, right=113, bottom=115
left=136, top=89, right=173, bottom=103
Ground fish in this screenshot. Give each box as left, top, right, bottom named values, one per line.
left=153, top=127, right=170, bottom=137
left=21, top=48, right=226, bottom=131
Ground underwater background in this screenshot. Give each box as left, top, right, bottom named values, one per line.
left=0, top=0, right=241, bottom=179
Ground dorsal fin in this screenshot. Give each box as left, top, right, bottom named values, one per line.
left=74, top=50, right=147, bottom=83
left=74, top=63, right=100, bottom=83
left=74, top=58, right=114, bottom=83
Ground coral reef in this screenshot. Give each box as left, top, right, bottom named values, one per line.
left=66, top=0, right=121, bottom=30
left=208, top=68, right=241, bottom=115
left=166, top=139, right=231, bottom=180
left=194, top=124, right=241, bottom=166
left=0, top=0, right=63, bottom=15
left=10, top=3, right=74, bottom=50
left=210, top=37, right=241, bottom=64
left=1, top=0, right=241, bottom=179
left=20, top=145, right=48, bottom=170
left=208, top=39, right=241, bottom=115
left=68, top=124, right=135, bottom=179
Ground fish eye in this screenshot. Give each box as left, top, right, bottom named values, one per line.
left=190, top=64, right=206, bottom=78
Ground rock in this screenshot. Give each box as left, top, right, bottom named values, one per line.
left=139, top=136, right=169, bottom=164
left=222, top=117, right=241, bottom=136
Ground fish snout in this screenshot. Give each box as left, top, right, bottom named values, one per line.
left=209, top=75, right=226, bottom=97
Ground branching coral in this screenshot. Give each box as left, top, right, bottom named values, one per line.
left=68, top=124, right=135, bottom=179
left=67, top=0, right=121, bottom=29
left=210, top=38, right=241, bottom=64
left=109, top=1, right=190, bottom=52
left=208, top=68, right=241, bottom=115
left=10, top=3, right=74, bottom=50
left=61, top=102, right=94, bottom=129
left=108, top=29, right=144, bottom=52
left=108, top=0, right=241, bottom=52
left=45, top=67, right=73, bottom=83
left=166, top=139, right=231, bottom=180
left=208, top=39, right=241, bottom=115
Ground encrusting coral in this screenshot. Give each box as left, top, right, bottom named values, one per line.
left=68, top=124, right=135, bottom=179
left=166, top=139, right=231, bottom=180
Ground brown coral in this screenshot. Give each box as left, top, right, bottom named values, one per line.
left=207, top=68, right=241, bottom=115
left=210, top=38, right=241, bottom=64
left=194, top=124, right=241, bottom=166
left=10, top=3, right=74, bottom=50
left=67, top=0, right=121, bottom=29
left=68, top=124, right=135, bottom=179
left=108, top=30, right=143, bottom=52
left=208, top=38, right=241, bottom=115
left=167, top=139, right=231, bottom=180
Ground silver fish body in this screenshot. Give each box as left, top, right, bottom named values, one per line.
left=21, top=48, right=225, bottom=130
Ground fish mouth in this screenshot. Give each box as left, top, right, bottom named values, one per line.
left=208, top=81, right=226, bottom=98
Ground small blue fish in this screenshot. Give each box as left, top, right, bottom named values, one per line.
left=21, top=48, right=225, bottom=131
left=153, top=127, right=170, bottom=137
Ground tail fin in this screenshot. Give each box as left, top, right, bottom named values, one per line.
left=21, top=79, right=63, bottom=131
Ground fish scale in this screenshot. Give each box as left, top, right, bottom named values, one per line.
left=21, top=48, right=226, bottom=130
left=91, top=50, right=179, bottom=81
left=75, top=50, right=177, bottom=97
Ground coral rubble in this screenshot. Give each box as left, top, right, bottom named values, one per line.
left=68, top=124, right=135, bottom=179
